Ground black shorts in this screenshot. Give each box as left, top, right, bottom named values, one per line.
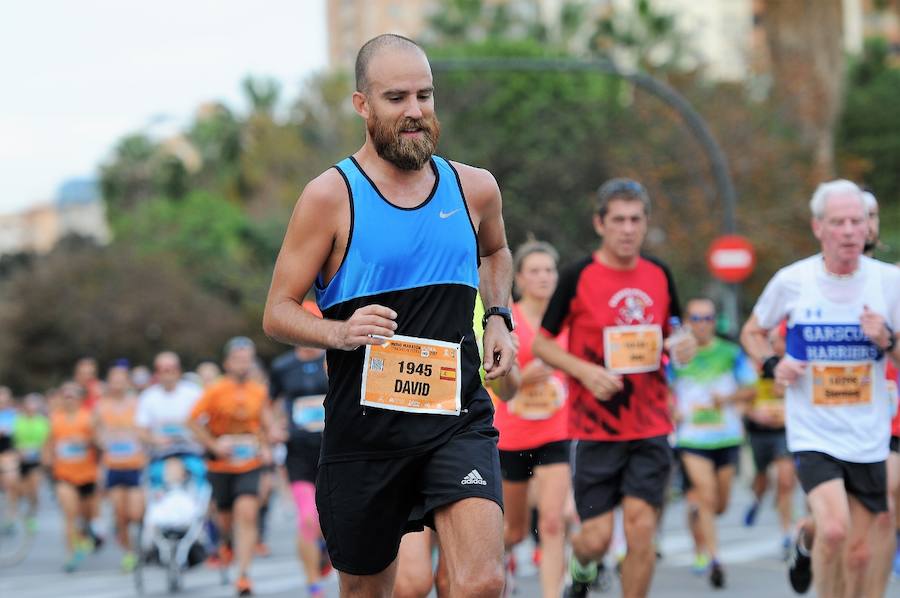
left=208, top=468, right=262, bottom=511
left=748, top=430, right=790, bottom=473
left=890, top=436, right=899, bottom=454
left=0, top=436, right=11, bottom=454
left=286, top=434, right=322, bottom=484
left=499, top=440, right=571, bottom=482
left=794, top=451, right=887, bottom=513
left=680, top=446, right=740, bottom=470
left=57, top=480, right=97, bottom=498
left=573, top=435, right=672, bottom=521
left=106, top=468, right=142, bottom=488
left=316, top=424, right=503, bottom=576
left=20, top=461, right=41, bottom=477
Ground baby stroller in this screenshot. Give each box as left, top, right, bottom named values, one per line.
left=134, top=456, right=214, bottom=594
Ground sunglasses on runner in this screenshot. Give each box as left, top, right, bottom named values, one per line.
left=688, top=314, right=716, bottom=323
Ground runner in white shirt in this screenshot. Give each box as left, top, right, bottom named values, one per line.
left=741, top=179, right=900, bottom=598
left=135, top=352, right=204, bottom=484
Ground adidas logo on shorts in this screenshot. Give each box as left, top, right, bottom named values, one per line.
left=461, top=469, right=487, bottom=485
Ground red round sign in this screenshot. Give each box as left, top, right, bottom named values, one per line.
left=707, top=235, right=756, bottom=283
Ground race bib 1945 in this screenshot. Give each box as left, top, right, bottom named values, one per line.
left=361, top=335, right=461, bottom=416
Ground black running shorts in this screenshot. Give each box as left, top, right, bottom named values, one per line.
left=499, top=440, right=571, bottom=482
left=748, top=429, right=790, bottom=473
left=316, top=423, right=503, bottom=576
left=794, top=451, right=887, bottom=513
left=207, top=468, right=262, bottom=511
left=573, top=435, right=672, bottom=521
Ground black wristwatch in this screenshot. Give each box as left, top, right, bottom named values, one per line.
left=884, top=324, right=897, bottom=353
left=482, top=306, right=515, bottom=332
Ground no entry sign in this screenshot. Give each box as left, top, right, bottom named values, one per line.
left=707, top=235, right=755, bottom=283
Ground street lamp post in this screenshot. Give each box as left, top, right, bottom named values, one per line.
left=432, top=57, right=742, bottom=334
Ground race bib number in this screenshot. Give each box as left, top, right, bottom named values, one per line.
left=690, top=406, right=724, bottom=428
left=160, top=423, right=187, bottom=439
left=509, top=377, right=566, bottom=420
left=603, top=325, right=663, bottom=374
left=107, top=439, right=140, bottom=458
left=57, top=441, right=87, bottom=460
left=361, top=335, right=461, bottom=416
left=292, top=395, right=326, bottom=432
left=222, top=434, right=258, bottom=464
left=812, top=362, right=872, bottom=406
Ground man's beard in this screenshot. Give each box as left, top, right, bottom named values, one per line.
left=864, top=239, right=877, bottom=254
left=368, top=110, right=441, bottom=171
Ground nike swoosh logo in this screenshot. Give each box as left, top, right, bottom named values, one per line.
left=439, top=208, right=462, bottom=219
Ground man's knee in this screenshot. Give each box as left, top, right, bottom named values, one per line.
left=538, top=511, right=564, bottom=539
left=846, top=538, right=872, bottom=571
left=574, top=521, right=613, bottom=560
left=819, top=520, right=848, bottom=552
left=393, top=574, right=433, bottom=598
left=449, top=558, right=504, bottom=598
left=233, top=496, right=259, bottom=523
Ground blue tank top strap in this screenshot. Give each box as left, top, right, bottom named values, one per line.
left=316, top=155, right=479, bottom=312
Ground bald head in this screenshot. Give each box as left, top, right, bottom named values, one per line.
left=356, top=34, right=425, bottom=93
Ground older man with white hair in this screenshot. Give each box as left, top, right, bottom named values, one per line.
left=741, top=179, right=900, bottom=597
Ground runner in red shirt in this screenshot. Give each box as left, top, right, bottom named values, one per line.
left=533, top=179, right=696, bottom=598
left=495, top=241, right=570, bottom=597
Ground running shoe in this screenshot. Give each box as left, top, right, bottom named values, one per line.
left=236, top=575, right=253, bottom=596
left=63, top=546, right=88, bottom=573
left=121, top=551, right=138, bottom=572
left=892, top=544, right=900, bottom=577
left=781, top=535, right=792, bottom=562
left=25, top=516, right=37, bottom=534
left=565, top=557, right=598, bottom=597
left=708, top=560, right=725, bottom=589
left=592, top=561, right=612, bottom=592
left=744, top=501, right=760, bottom=527
left=691, top=553, right=710, bottom=576
left=308, top=582, right=325, bottom=598
left=786, top=529, right=812, bottom=594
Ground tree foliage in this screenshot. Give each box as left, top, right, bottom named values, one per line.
left=0, top=238, right=244, bottom=392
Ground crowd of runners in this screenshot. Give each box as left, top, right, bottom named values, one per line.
left=2, top=33, right=900, bottom=598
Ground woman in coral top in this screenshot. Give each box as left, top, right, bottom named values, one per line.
left=495, top=241, right=571, bottom=597
left=96, top=362, right=146, bottom=572
left=48, top=381, right=100, bottom=572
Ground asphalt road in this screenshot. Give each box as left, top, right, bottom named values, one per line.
left=2, top=465, right=898, bottom=597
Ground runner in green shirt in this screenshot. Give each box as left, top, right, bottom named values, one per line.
left=13, top=393, right=50, bottom=531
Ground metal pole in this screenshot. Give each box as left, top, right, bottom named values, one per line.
left=432, top=57, right=741, bottom=332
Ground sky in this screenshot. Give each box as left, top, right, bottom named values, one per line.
left=0, top=0, right=327, bottom=215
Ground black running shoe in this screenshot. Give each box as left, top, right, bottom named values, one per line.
left=592, top=562, right=612, bottom=592
left=564, top=580, right=591, bottom=598
left=709, top=561, right=725, bottom=589
left=787, top=531, right=812, bottom=594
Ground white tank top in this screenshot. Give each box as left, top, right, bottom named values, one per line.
left=782, top=258, right=890, bottom=462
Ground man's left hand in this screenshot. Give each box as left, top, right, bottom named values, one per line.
left=861, top=305, right=892, bottom=350
left=483, top=317, right=516, bottom=380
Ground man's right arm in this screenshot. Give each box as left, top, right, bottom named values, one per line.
left=262, top=170, right=397, bottom=349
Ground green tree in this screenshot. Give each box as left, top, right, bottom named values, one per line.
left=0, top=239, right=244, bottom=393
left=838, top=38, right=900, bottom=208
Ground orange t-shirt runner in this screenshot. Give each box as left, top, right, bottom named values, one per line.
left=493, top=303, right=569, bottom=452
left=190, top=378, right=268, bottom=474
left=97, top=399, right=146, bottom=471
left=50, top=408, right=98, bottom=486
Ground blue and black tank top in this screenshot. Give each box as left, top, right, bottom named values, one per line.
left=315, top=155, right=492, bottom=463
